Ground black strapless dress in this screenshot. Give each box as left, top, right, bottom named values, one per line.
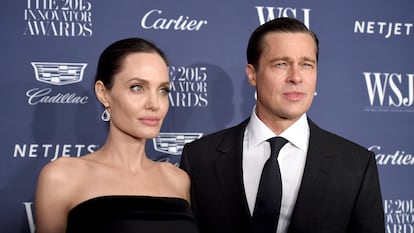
left=66, top=196, right=199, bottom=233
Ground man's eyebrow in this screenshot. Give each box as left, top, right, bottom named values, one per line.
left=269, top=56, right=291, bottom=63
left=301, top=56, right=317, bottom=63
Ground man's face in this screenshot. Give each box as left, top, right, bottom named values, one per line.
left=246, top=32, right=317, bottom=129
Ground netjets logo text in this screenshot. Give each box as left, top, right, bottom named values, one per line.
left=153, top=132, right=203, bottom=155
left=363, top=72, right=414, bottom=112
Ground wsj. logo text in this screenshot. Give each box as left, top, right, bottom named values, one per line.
left=255, top=6, right=311, bottom=28
left=363, top=72, right=414, bottom=112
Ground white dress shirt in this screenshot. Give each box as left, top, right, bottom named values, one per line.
left=243, top=107, right=309, bottom=233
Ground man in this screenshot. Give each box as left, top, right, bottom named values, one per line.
left=180, top=17, right=385, bottom=233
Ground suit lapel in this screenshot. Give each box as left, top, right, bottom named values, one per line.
left=213, top=119, right=252, bottom=221
left=208, top=118, right=339, bottom=231
left=288, top=119, right=337, bottom=232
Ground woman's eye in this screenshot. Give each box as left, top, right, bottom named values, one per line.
left=160, top=87, right=171, bottom=94
left=131, top=85, right=143, bottom=92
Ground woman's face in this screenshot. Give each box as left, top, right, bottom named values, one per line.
left=103, top=52, right=170, bottom=139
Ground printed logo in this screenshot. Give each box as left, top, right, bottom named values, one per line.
left=254, top=6, right=311, bottom=28
left=141, top=9, right=207, bottom=31
left=363, top=72, right=414, bottom=112
left=23, top=202, right=35, bottom=233
left=354, top=20, right=413, bottom=38
left=23, top=0, right=93, bottom=37
left=153, top=132, right=203, bottom=155
left=169, top=65, right=208, bottom=107
left=31, top=62, right=87, bottom=85
left=27, top=61, right=90, bottom=105
left=14, top=143, right=98, bottom=161
left=370, top=145, right=414, bottom=166
left=384, top=199, right=414, bottom=233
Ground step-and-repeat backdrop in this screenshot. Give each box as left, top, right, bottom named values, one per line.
left=1, top=0, right=413, bottom=232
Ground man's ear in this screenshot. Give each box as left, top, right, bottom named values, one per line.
left=95, top=81, right=110, bottom=107
left=246, top=64, right=257, bottom=87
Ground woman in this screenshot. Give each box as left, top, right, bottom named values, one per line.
left=35, top=38, right=199, bottom=233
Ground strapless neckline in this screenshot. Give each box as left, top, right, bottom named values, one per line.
left=66, top=195, right=199, bottom=233
left=69, top=195, right=190, bottom=213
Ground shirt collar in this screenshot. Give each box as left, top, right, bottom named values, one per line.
left=246, top=105, right=309, bottom=152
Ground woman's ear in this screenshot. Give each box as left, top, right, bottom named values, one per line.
left=95, top=81, right=109, bottom=107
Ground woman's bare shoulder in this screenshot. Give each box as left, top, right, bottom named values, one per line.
left=158, top=161, right=191, bottom=199
left=37, top=155, right=96, bottom=190
left=160, top=161, right=190, bottom=181
left=40, top=156, right=86, bottom=175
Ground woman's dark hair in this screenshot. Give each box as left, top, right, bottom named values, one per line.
left=95, top=37, right=168, bottom=89
left=246, top=17, right=319, bottom=69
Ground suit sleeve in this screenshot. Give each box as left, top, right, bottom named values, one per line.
left=179, top=144, right=200, bottom=218
left=179, top=144, right=190, bottom=174
left=349, top=151, right=385, bottom=233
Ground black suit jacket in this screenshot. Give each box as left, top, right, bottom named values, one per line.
left=180, top=118, right=385, bottom=233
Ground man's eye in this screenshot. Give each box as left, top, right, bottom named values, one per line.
left=303, top=63, right=314, bottom=68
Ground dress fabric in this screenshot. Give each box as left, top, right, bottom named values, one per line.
left=66, top=195, right=199, bottom=233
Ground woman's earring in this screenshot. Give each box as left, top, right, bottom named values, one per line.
left=101, top=108, right=110, bottom=122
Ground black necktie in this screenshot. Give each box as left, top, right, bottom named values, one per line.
left=252, top=137, right=288, bottom=233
